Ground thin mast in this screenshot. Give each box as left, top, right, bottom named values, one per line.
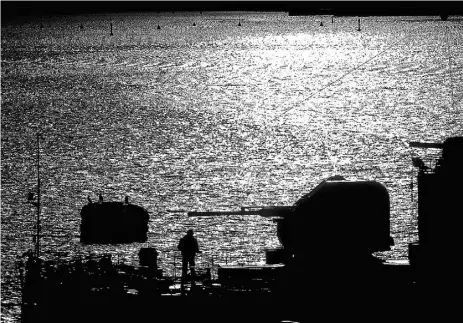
left=36, top=133, right=41, bottom=257
left=446, top=27, right=454, bottom=110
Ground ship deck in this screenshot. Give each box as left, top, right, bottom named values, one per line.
left=20, top=258, right=422, bottom=323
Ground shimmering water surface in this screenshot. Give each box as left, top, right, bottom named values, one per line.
left=2, top=12, right=462, bottom=321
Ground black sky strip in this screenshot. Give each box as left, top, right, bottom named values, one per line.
left=1, top=1, right=462, bottom=19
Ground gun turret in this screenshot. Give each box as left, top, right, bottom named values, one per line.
left=188, top=177, right=393, bottom=266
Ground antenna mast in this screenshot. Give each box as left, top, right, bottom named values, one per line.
left=446, top=26, right=455, bottom=110
left=36, top=133, right=41, bottom=258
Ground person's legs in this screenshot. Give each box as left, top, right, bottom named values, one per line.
left=188, top=257, right=196, bottom=279
left=181, top=257, right=188, bottom=278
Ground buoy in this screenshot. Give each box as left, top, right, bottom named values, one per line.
left=193, top=22, right=196, bottom=26
left=320, top=21, right=324, bottom=26
left=332, top=16, right=334, bottom=23
left=157, top=24, right=161, bottom=30
left=79, top=23, right=84, bottom=30
left=238, top=19, right=241, bottom=26
left=110, top=23, right=113, bottom=36
left=357, top=18, right=361, bottom=31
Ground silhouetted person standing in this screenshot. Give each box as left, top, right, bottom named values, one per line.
left=178, top=229, right=201, bottom=280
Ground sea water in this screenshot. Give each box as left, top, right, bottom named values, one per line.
left=1, top=12, right=462, bottom=321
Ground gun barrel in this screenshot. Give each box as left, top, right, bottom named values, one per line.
left=409, top=142, right=444, bottom=149
left=188, top=206, right=292, bottom=218
left=188, top=211, right=261, bottom=217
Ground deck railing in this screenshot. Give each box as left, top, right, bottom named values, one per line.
left=170, top=250, right=267, bottom=280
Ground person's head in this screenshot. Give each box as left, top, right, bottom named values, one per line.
left=187, top=229, right=194, bottom=237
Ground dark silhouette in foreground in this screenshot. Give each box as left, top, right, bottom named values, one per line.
left=19, top=137, right=463, bottom=322
left=409, top=137, right=463, bottom=288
